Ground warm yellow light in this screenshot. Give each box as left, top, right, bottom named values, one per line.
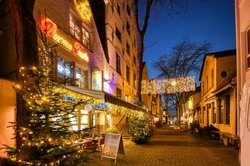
left=32, top=66, right=37, bottom=70
left=74, top=0, right=92, bottom=23
left=48, top=138, right=52, bottom=142
left=42, top=96, right=47, bottom=101
left=53, top=34, right=73, bottom=51
left=15, top=84, right=21, bottom=89
left=77, top=51, right=89, bottom=62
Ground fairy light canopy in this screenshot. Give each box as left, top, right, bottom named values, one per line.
left=141, top=76, right=196, bottom=94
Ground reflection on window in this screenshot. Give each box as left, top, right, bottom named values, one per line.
left=69, top=12, right=80, bottom=40
left=57, top=57, right=73, bottom=79
left=116, top=53, right=121, bottom=75
left=75, top=66, right=88, bottom=89
left=82, top=26, right=90, bottom=49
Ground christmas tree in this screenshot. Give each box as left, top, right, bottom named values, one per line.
left=3, top=40, right=87, bottom=165
left=127, top=111, right=153, bottom=144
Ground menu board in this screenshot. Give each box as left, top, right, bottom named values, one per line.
left=101, top=133, right=124, bottom=162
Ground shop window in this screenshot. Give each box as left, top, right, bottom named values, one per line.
left=225, top=95, right=230, bottom=124
left=116, top=88, right=122, bottom=98
left=57, top=57, right=73, bottom=81
left=80, top=109, right=89, bottom=130
left=126, top=65, right=130, bottom=83
left=116, top=26, right=121, bottom=42
left=116, top=53, right=121, bottom=75
left=75, top=66, right=89, bottom=89
left=247, top=29, right=250, bottom=69
left=82, top=26, right=90, bottom=49
left=69, top=12, right=80, bottom=41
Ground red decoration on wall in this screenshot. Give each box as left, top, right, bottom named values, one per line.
left=40, top=17, right=57, bottom=37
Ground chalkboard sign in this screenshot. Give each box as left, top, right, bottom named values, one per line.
left=101, top=133, right=125, bottom=163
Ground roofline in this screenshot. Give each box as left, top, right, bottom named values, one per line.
left=199, top=49, right=236, bottom=81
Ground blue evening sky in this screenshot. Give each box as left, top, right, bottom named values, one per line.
left=143, top=0, right=236, bottom=79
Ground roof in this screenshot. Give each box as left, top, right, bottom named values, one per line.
left=199, top=49, right=236, bottom=81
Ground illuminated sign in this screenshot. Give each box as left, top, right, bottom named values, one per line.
left=39, top=17, right=89, bottom=62
left=62, top=95, right=76, bottom=101
left=92, top=71, right=102, bottom=91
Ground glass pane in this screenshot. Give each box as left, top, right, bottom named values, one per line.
left=69, top=114, right=77, bottom=124
left=81, top=115, right=88, bottom=124
left=71, top=125, right=78, bottom=131
left=80, top=109, right=88, bottom=114
left=80, top=125, right=89, bottom=130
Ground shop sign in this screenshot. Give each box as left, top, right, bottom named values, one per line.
left=39, top=17, right=88, bottom=62
left=101, top=133, right=125, bottom=164
left=62, top=95, right=76, bottom=101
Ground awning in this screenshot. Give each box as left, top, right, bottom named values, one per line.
left=65, top=86, right=147, bottom=112
left=212, top=84, right=232, bottom=97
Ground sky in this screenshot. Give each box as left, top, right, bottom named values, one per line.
left=143, top=0, right=236, bottom=80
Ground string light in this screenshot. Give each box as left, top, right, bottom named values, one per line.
left=141, top=76, right=196, bottom=94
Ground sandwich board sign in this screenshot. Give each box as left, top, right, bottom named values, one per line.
left=101, top=133, right=125, bottom=164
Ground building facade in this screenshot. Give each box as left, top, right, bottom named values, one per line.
left=199, top=50, right=237, bottom=137
left=235, top=0, right=250, bottom=164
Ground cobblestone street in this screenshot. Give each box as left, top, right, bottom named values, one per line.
left=79, top=125, right=240, bottom=166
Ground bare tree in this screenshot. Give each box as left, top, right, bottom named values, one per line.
left=153, top=37, right=210, bottom=122
left=133, top=0, right=206, bottom=101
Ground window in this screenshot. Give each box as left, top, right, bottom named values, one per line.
left=116, top=26, right=121, bottom=41
left=57, top=57, right=73, bottom=80
left=225, top=95, right=230, bottom=124
left=127, top=5, right=131, bottom=16
left=218, top=99, right=223, bottom=124
left=212, top=102, right=216, bottom=123
left=126, top=42, right=130, bottom=55
left=211, top=69, right=214, bottom=87
left=82, top=26, right=90, bottom=49
left=116, top=53, right=121, bottom=75
left=126, top=21, right=130, bottom=35
left=126, top=65, right=130, bottom=83
left=247, top=29, right=250, bottom=68
left=116, top=88, right=122, bottom=98
left=206, top=76, right=208, bottom=91
left=69, top=13, right=80, bottom=40
left=133, top=74, right=136, bottom=87
left=75, top=67, right=88, bottom=89
left=70, top=12, right=91, bottom=49
left=117, top=3, right=120, bottom=15
left=133, top=56, right=136, bottom=65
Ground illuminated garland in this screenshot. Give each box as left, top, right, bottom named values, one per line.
left=141, top=77, right=196, bottom=94
left=73, top=0, right=92, bottom=23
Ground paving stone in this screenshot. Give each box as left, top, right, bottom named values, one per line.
left=78, top=125, right=240, bottom=166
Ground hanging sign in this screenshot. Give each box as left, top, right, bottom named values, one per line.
left=101, top=133, right=125, bottom=164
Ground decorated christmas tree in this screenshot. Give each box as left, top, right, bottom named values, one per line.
left=127, top=111, right=153, bottom=144
left=3, top=40, right=87, bottom=165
